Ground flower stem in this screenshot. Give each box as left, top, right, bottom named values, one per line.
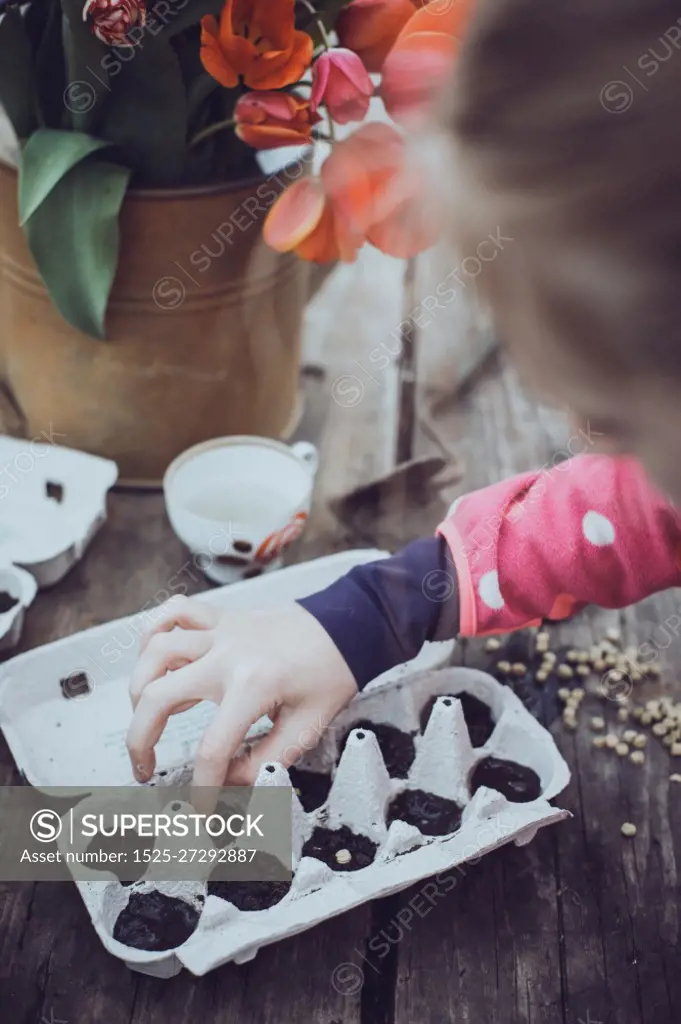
left=189, top=118, right=237, bottom=149
left=300, top=0, right=333, bottom=50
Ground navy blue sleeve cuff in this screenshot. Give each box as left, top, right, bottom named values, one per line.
left=297, top=537, right=459, bottom=690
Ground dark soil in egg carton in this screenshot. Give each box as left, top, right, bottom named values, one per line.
left=0, top=591, right=19, bottom=614
left=470, top=756, right=541, bottom=803
left=288, top=766, right=332, bottom=813
left=419, top=691, right=495, bottom=748
left=387, top=788, right=463, bottom=837
left=208, top=853, right=292, bottom=911
left=337, top=720, right=416, bottom=778
left=113, top=890, right=202, bottom=952
left=302, top=824, right=378, bottom=872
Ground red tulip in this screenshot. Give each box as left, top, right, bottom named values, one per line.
left=336, top=0, right=416, bottom=73
left=264, top=122, right=438, bottom=262
left=310, top=49, right=374, bottom=125
left=381, top=0, right=474, bottom=123
left=235, top=92, right=320, bottom=150
left=82, top=0, right=146, bottom=47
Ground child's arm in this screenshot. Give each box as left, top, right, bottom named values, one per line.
left=126, top=454, right=681, bottom=786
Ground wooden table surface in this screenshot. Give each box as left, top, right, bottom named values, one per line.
left=1, top=249, right=680, bottom=1024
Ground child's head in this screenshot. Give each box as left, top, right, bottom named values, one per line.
left=438, top=0, right=681, bottom=501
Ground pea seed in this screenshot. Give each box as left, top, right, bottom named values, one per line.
left=630, top=751, right=645, bottom=765
left=496, top=661, right=511, bottom=674
left=593, top=659, right=607, bottom=672
left=572, top=687, right=585, bottom=701
left=604, top=655, right=617, bottom=668
left=576, top=664, right=590, bottom=677
left=512, top=663, right=527, bottom=677
left=669, top=773, right=681, bottom=783
left=557, top=688, right=571, bottom=702
left=671, top=743, right=681, bottom=757
left=335, top=849, right=352, bottom=865
left=536, top=632, right=550, bottom=645
left=590, top=716, right=605, bottom=731
left=566, top=651, right=579, bottom=663
left=592, top=735, right=607, bottom=749
left=641, top=711, right=653, bottom=726
left=605, top=734, right=619, bottom=749
left=633, top=734, right=647, bottom=749
left=535, top=671, right=548, bottom=683
left=563, top=716, right=578, bottom=730
left=615, top=742, right=629, bottom=756
left=617, top=708, right=630, bottom=722
left=623, top=730, right=637, bottom=744
left=652, top=722, right=669, bottom=737
left=620, top=822, right=637, bottom=837
left=558, top=665, right=574, bottom=680
left=632, top=707, right=644, bottom=720
left=606, top=628, right=621, bottom=643
left=543, top=651, right=557, bottom=665
left=485, top=638, right=502, bottom=652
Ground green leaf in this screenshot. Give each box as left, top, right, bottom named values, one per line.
left=19, top=128, right=111, bottom=224
left=99, top=39, right=188, bottom=185
left=61, top=2, right=111, bottom=133
left=23, top=157, right=131, bottom=339
left=0, top=9, right=37, bottom=140
left=147, top=0, right=223, bottom=38
left=298, top=0, right=350, bottom=47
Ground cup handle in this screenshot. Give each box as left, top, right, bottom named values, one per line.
left=292, top=441, right=319, bottom=477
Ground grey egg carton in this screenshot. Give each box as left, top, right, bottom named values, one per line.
left=75, top=666, right=570, bottom=979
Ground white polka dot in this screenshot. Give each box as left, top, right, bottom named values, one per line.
left=479, top=570, right=505, bottom=610
left=446, top=496, right=463, bottom=518
left=582, top=510, right=616, bottom=546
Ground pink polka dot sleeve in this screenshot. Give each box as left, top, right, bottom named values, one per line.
left=437, top=454, right=681, bottom=637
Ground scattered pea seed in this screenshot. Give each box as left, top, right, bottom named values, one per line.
left=577, top=651, right=590, bottom=663
left=671, top=743, right=681, bottom=757
left=605, top=734, right=619, bottom=749
left=512, top=662, right=527, bottom=677
left=632, top=706, right=644, bottom=720
left=335, top=849, right=352, bottom=865
left=623, top=730, right=637, bottom=744
left=496, top=661, right=511, bottom=674
left=485, top=637, right=502, bottom=652
left=641, top=711, right=653, bottom=726
left=617, top=707, right=630, bottom=722
left=593, top=658, right=607, bottom=672
left=592, top=736, right=607, bottom=749
left=646, top=699, right=661, bottom=713
left=608, top=670, right=623, bottom=684
left=630, top=751, right=645, bottom=765
left=576, top=664, right=590, bottom=677
left=563, top=716, right=578, bottom=730
left=535, top=671, right=548, bottom=683
left=557, top=665, right=574, bottom=679
left=590, top=716, right=605, bottom=731
left=543, top=651, right=557, bottom=664
left=536, top=631, right=550, bottom=645
left=652, top=721, right=668, bottom=737
left=669, top=773, right=681, bottom=783
left=566, top=650, right=579, bottom=663
left=615, top=742, right=629, bottom=756
left=621, top=822, right=637, bottom=837
left=572, top=687, right=585, bottom=701
left=605, top=654, right=617, bottom=668
left=606, top=628, right=621, bottom=643
left=633, top=734, right=647, bottom=749
left=557, top=687, right=571, bottom=702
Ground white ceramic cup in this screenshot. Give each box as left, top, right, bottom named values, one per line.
left=164, top=436, right=319, bottom=585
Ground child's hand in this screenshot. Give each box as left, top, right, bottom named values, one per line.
left=126, top=595, right=358, bottom=788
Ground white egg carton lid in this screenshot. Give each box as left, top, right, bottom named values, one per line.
left=0, top=563, right=37, bottom=653
left=0, top=435, right=118, bottom=589
left=0, top=550, right=570, bottom=979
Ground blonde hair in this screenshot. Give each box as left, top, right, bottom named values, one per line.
left=434, top=0, right=681, bottom=376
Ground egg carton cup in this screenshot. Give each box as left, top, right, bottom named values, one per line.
left=0, top=435, right=118, bottom=589
left=78, top=667, right=570, bottom=979
left=0, top=564, right=37, bottom=653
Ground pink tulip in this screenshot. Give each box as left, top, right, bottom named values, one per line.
left=310, top=48, right=374, bottom=125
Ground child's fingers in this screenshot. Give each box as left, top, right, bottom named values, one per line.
left=232, top=705, right=326, bottom=785
left=191, top=694, right=268, bottom=795
left=138, top=595, right=218, bottom=655
left=126, top=660, right=210, bottom=781
left=129, top=629, right=213, bottom=709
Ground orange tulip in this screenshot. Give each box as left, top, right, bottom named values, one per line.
left=336, top=0, right=416, bottom=73
left=235, top=92, right=320, bottom=149
left=381, top=0, right=474, bottom=123
left=201, top=0, right=313, bottom=90
left=264, top=122, right=438, bottom=262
